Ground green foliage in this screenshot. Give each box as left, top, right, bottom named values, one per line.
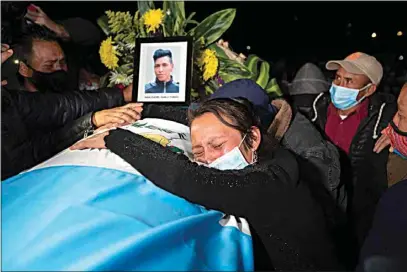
left=189, top=9, right=236, bottom=46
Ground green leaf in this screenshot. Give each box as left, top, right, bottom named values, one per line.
left=163, top=1, right=175, bottom=34
left=265, top=83, right=283, bottom=96
left=207, top=43, right=229, bottom=60
left=185, top=12, right=196, bottom=22
left=163, top=1, right=186, bottom=35
left=219, top=70, right=252, bottom=84
left=186, top=19, right=199, bottom=25
left=166, top=1, right=185, bottom=20
left=191, top=89, right=199, bottom=98
left=205, top=84, right=216, bottom=95
left=175, top=1, right=185, bottom=19
left=183, top=12, right=198, bottom=30
left=244, top=54, right=261, bottom=77
left=138, top=17, right=147, bottom=37
left=189, top=9, right=236, bottom=46
left=265, top=78, right=283, bottom=96
left=133, top=11, right=140, bottom=32
left=162, top=23, right=169, bottom=37
left=97, top=15, right=111, bottom=36
left=256, top=61, right=270, bottom=89
left=218, top=57, right=255, bottom=79
left=116, top=63, right=133, bottom=75
left=137, top=1, right=155, bottom=15
left=173, top=16, right=184, bottom=35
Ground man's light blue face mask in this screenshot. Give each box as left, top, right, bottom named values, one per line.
left=329, top=83, right=371, bottom=110
left=196, top=134, right=255, bottom=171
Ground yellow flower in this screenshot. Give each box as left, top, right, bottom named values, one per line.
left=143, top=9, right=165, bottom=33
left=198, top=49, right=219, bottom=81
left=99, top=37, right=119, bottom=70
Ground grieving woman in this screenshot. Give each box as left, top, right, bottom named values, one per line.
left=72, top=98, right=342, bottom=271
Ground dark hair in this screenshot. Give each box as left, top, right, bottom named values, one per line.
left=153, top=49, right=172, bottom=63
left=188, top=98, right=270, bottom=152
left=18, top=25, right=59, bottom=64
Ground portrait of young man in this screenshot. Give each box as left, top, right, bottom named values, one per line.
left=144, top=49, right=179, bottom=94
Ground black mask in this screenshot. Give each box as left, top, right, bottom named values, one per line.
left=390, top=120, right=407, bottom=136
left=27, top=65, right=69, bottom=93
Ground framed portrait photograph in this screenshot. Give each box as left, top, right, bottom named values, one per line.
left=132, top=36, right=193, bottom=105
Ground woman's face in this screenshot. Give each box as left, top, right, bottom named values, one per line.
left=190, top=112, right=255, bottom=164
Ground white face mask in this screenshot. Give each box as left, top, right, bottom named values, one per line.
left=196, top=134, right=254, bottom=171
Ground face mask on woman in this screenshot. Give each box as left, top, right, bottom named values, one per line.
left=329, top=83, right=371, bottom=110
left=197, top=134, right=256, bottom=171
left=382, top=120, right=407, bottom=159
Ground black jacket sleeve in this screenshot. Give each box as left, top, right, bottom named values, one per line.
left=104, top=129, right=342, bottom=271
left=142, top=104, right=188, bottom=126
left=1, top=111, right=93, bottom=180
left=10, top=87, right=124, bottom=131
left=105, top=128, right=298, bottom=218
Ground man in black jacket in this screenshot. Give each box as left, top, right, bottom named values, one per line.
left=1, top=42, right=142, bottom=180
left=2, top=4, right=103, bottom=93
left=308, top=52, right=397, bottom=252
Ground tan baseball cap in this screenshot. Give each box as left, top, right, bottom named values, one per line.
left=326, top=52, right=383, bottom=85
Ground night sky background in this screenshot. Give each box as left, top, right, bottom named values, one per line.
left=2, top=1, right=407, bottom=78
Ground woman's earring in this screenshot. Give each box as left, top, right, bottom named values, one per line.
left=252, top=150, right=258, bottom=164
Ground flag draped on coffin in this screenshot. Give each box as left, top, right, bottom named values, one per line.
left=1, top=118, right=254, bottom=271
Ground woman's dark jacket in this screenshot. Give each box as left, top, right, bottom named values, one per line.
left=104, top=105, right=341, bottom=271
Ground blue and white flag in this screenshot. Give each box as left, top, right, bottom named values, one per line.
left=1, top=118, right=254, bottom=271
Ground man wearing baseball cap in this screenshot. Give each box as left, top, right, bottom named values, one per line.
left=309, top=52, right=397, bottom=254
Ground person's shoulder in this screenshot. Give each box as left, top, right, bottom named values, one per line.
left=145, top=81, right=156, bottom=89
left=259, top=143, right=300, bottom=183
left=145, top=82, right=157, bottom=92
left=372, top=92, right=397, bottom=120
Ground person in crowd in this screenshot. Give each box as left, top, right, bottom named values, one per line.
left=16, top=29, right=70, bottom=93
left=307, top=52, right=397, bottom=249
left=71, top=97, right=342, bottom=271
left=145, top=49, right=179, bottom=94
left=109, top=78, right=348, bottom=244
left=2, top=4, right=102, bottom=92
left=286, top=62, right=331, bottom=120
left=284, top=62, right=359, bottom=267
left=1, top=43, right=142, bottom=180
left=374, top=83, right=407, bottom=186
left=210, top=78, right=346, bottom=220
left=356, top=179, right=407, bottom=272
left=285, top=62, right=346, bottom=208
left=24, top=4, right=103, bottom=90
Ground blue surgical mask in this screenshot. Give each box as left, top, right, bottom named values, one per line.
left=196, top=134, right=253, bottom=171
left=329, top=83, right=371, bottom=110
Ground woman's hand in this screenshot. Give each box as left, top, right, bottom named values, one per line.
left=70, top=130, right=111, bottom=150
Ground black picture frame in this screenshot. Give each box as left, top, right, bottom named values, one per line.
left=132, top=36, right=193, bottom=106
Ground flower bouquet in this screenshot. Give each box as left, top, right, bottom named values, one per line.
left=97, top=0, right=282, bottom=100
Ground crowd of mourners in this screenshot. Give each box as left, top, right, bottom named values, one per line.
left=1, top=3, right=407, bottom=272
